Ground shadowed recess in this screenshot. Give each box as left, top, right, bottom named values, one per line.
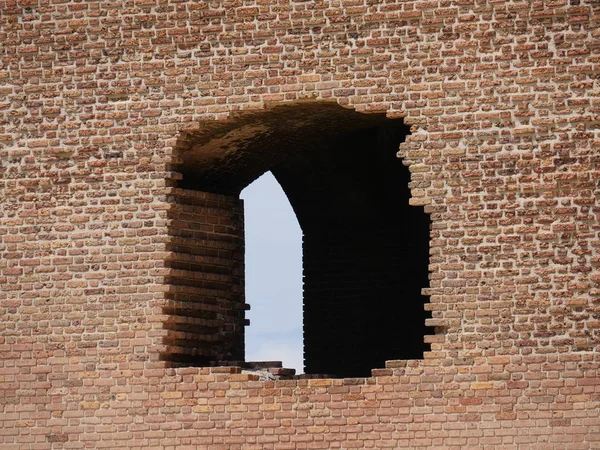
left=164, top=101, right=431, bottom=378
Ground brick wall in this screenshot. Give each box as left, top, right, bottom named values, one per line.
left=163, top=189, right=246, bottom=366
left=1, top=0, right=600, bottom=448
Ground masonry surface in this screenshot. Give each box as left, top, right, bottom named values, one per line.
left=1, top=1, right=600, bottom=449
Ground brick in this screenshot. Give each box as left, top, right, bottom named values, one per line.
left=0, top=3, right=598, bottom=449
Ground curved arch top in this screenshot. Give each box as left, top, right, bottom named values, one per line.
left=176, top=101, right=408, bottom=195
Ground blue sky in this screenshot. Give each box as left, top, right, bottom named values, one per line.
left=240, top=172, right=304, bottom=372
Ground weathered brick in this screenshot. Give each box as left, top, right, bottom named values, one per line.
left=1, top=2, right=599, bottom=449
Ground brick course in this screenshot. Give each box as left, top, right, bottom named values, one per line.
left=1, top=0, right=600, bottom=448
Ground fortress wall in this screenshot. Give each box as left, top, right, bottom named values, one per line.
left=1, top=1, right=600, bottom=448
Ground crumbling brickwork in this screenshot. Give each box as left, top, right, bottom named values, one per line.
left=1, top=0, right=600, bottom=448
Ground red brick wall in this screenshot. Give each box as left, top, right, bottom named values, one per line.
left=1, top=0, right=600, bottom=448
left=163, top=189, right=246, bottom=366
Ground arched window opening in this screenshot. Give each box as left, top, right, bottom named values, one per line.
left=164, top=102, right=431, bottom=378
left=240, top=172, right=303, bottom=374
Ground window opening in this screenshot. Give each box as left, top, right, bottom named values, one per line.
left=165, top=102, right=431, bottom=378
left=240, top=172, right=303, bottom=374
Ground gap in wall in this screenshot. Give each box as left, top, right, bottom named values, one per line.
left=240, top=172, right=303, bottom=374
left=165, top=102, right=432, bottom=378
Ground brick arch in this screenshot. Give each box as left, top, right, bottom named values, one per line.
left=174, top=101, right=404, bottom=194
left=162, top=101, right=432, bottom=377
